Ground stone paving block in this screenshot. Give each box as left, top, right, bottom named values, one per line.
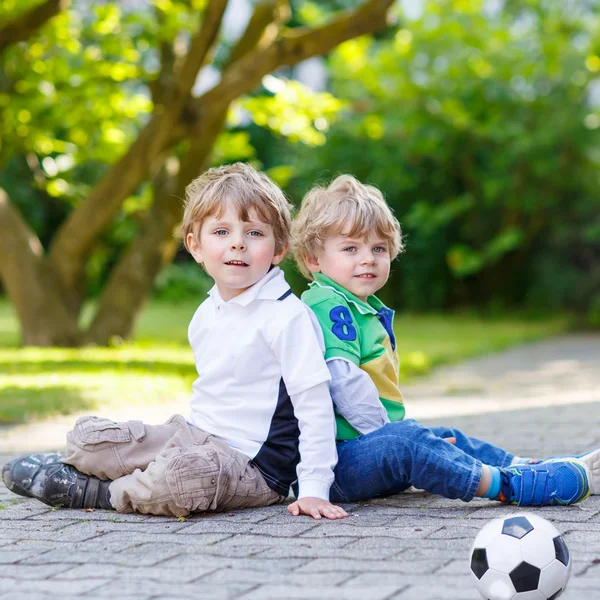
left=298, top=523, right=441, bottom=540
left=181, top=520, right=320, bottom=537
left=71, top=531, right=232, bottom=553
left=26, top=508, right=152, bottom=523
left=295, top=558, right=451, bottom=575
left=253, top=543, right=400, bottom=561
left=208, top=533, right=355, bottom=550
left=0, top=521, right=113, bottom=544
left=199, top=568, right=351, bottom=587
left=160, top=553, right=308, bottom=573
left=393, top=582, right=481, bottom=599
left=0, top=576, right=107, bottom=595
left=0, top=518, right=79, bottom=532
left=1, top=539, right=60, bottom=552
left=0, top=594, right=115, bottom=600
left=86, top=579, right=253, bottom=598
left=0, top=563, right=73, bottom=578
left=424, top=525, right=483, bottom=540
left=21, top=546, right=181, bottom=568
left=52, top=562, right=219, bottom=584
left=240, top=584, right=404, bottom=600
left=0, top=502, right=55, bottom=520
left=183, top=505, right=289, bottom=523
left=0, top=548, right=51, bottom=564
left=469, top=505, right=598, bottom=523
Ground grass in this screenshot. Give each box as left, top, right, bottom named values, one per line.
left=0, top=298, right=569, bottom=425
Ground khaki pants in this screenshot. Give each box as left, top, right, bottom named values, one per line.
left=62, top=414, right=281, bottom=517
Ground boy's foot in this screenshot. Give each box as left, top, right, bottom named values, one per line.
left=2, top=454, right=112, bottom=509
left=498, top=459, right=591, bottom=506
left=518, top=449, right=600, bottom=495
left=2, top=453, right=64, bottom=498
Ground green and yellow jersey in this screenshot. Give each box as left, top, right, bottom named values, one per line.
left=301, top=273, right=405, bottom=440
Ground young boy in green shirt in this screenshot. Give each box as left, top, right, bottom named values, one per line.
left=290, top=174, right=599, bottom=508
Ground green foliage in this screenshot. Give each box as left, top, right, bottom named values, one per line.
left=153, top=262, right=213, bottom=302
left=285, top=0, right=600, bottom=312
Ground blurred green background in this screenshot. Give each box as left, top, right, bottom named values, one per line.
left=0, top=0, right=598, bottom=422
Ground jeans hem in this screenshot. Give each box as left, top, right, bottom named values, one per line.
left=462, top=459, right=482, bottom=502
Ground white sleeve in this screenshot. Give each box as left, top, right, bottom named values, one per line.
left=327, top=358, right=389, bottom=435
left=270, top=308, right=337, bottom=501
left=290, top=382, right=337, bottom=500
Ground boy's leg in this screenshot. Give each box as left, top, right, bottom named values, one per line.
left=3, top=414, right=190, bottom=507
left=428, top=425, right=514, bottom=468
left=108, top=423, right=281, bottom=516
left=429, top=425, right=600, bottom=494
left=3, top=415, right=280, bottom=515
left=330, top=419, right=483, bottom=503
left=330, top=419, right=591, bottom=507
left=63, top=414, right=187, bottom=479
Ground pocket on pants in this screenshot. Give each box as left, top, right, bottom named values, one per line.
left=165, top=445, right=219, bottom=513
left=74, top=416, right=145, bottom=451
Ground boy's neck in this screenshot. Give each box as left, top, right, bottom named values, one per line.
left=311, top=273, right=380, bottom=310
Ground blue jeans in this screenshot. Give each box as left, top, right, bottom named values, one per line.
left=330, top=419, right=514, bottom=503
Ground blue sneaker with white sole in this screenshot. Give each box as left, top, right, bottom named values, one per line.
left=498, top=459, right=591, bottom=506
left=519, top=448, right=600, bottom=495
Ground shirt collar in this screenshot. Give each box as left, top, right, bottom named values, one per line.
left=208, top=266, right=291, bottom=308
left=309, top=273, right=386, bottom=315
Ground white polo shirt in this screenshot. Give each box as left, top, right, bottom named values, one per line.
left=187, top=267, right=336, bottom=499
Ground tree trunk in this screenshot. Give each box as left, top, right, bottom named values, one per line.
left=85, top=164, right=183, bottom=345
left=0, top=188, right=80, bottom=345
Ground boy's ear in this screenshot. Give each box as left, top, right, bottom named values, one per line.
left=187, top=233, right=203, bottom=265
left=303, top=252, right=321, bottom=274
left=272, top=243, right=289, bottom=266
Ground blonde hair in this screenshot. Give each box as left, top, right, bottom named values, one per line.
left=182, top=162, right=292, bottom=254
left=292, top=174, right=404, bottom=279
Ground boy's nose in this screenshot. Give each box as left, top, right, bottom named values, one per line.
left=231, top=239, right=246, bottom=250
left=361, top=253, right=376, bottom=264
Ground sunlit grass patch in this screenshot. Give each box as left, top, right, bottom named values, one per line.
left=396, top=313, right=569, bottom=379
left=0, top=369, right=193, bottom=424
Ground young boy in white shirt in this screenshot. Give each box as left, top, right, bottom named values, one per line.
left=3, top=163, right=347, bottom=521
left=291, top=174, right=599, bottom=507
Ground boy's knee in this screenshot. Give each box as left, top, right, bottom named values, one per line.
left=164, top=445, right=220, bottom=513
left=65, top=416, right=145, bottom=479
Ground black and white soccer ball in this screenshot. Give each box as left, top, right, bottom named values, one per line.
left=470, top=513, right=571, bottom=600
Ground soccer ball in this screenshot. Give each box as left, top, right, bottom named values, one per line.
left=470, top=513, right=571, bottom=600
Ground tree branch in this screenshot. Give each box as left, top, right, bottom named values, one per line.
left=174, top=0, right=229, bottom=98
left=48, top=0, right=228, bottom=292
left=0, top=0, right=70, bottom=57
left=186, top=0, right=393, bottom=137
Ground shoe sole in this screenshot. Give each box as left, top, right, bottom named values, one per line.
left=575, top=448, right=600, bottom=495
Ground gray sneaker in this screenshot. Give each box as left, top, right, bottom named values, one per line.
left=2, top=453, right=65, bottom=499
left=2, top=453, right=112, bottom=509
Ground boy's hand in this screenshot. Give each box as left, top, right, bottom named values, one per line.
left=288, top=497, right=348, bottom=520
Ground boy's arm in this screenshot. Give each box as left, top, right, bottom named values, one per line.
left=327, top=359, right=390, bottom=434
left=270, top=308, right=338, bottom=501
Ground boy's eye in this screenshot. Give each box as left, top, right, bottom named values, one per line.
left=343, top=246, right=357, bottom=253
left=373, top=246, right=387, bottom=253
left=214, top=229, right=228, bottom=236
left=248, top=230, right=264, bottom=237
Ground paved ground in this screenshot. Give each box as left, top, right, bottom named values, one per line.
left=1, top=333, right=599, bottom=599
